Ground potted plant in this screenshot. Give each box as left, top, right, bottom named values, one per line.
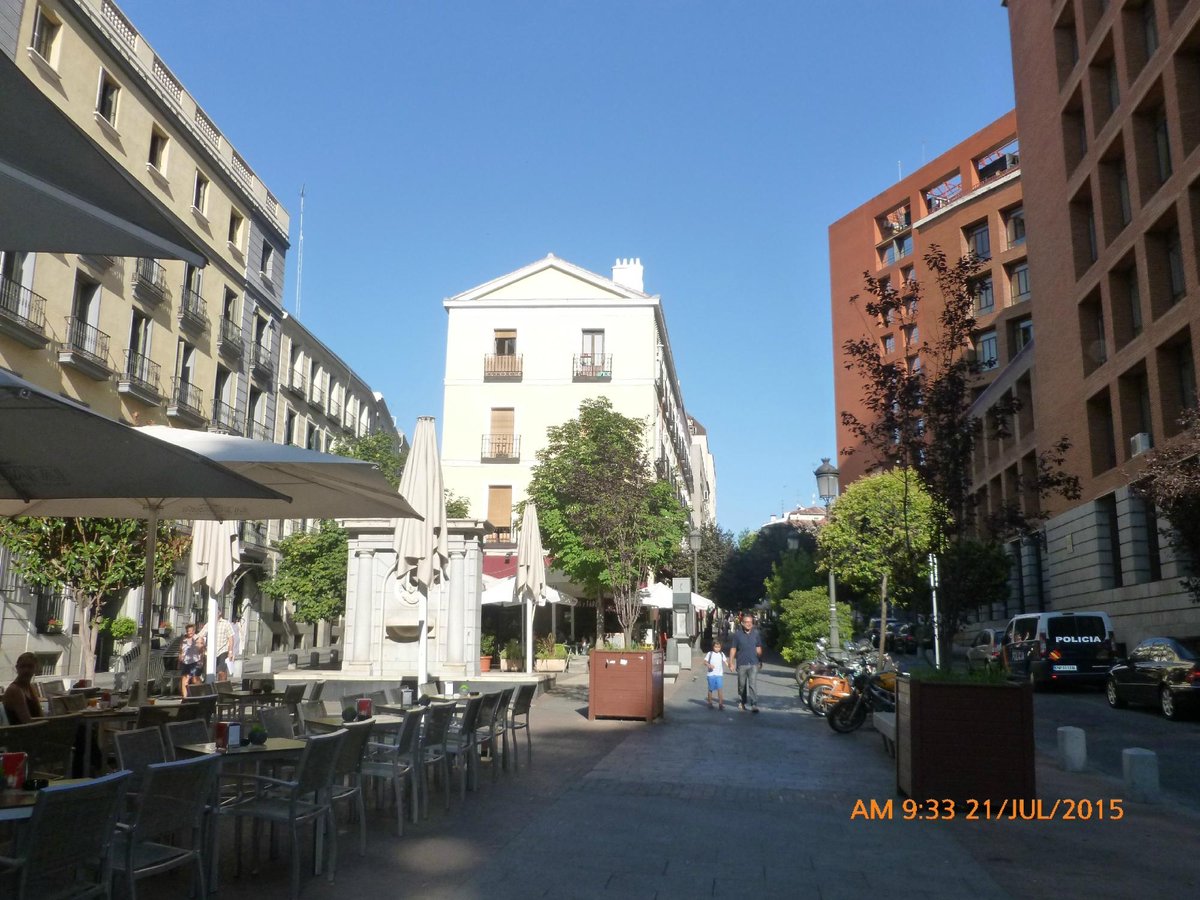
left=502, top=638, right=524, bottom=672
left=44, top=617, right=63, bottom=635
left=534, top=634, right=568, bottom=672
left=480, top=634, right=496, bottom=672
left=896, top=667, right=1035, bottom=804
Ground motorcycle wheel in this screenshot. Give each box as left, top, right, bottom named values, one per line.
left=795, top=663, right=811, bottom=688
left=827, top=696, right=869, bottom=733
left=807, top=684, right=834, bottom=717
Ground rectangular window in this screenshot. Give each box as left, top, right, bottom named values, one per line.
left=184, top=262, right=201, bottom=295
left=1014, top=318, right=1033, bottom=351
left=32, top=5, right=61, bottom=63
left=96, top=72, right=120, bottom=126
left=1087, top=207, right=1098, bottom=262
left=904, top=325, right=919, bottom=348
left=260, top=241, right=274, bottom=278
left=494, top=329, right=516, bottom=355
left=487, top=485, right=513, bottom=539
left=581, top=328, right=605, bottom=360
left=228, top=209, right=244, bottom=247
left=1005, top=207, right=1026, bottom=247
left=882, top=334, right=895, bottom=354
left=1154, top=109, right=1172, bottom=183
left=148, top=128, right=168, bottom=171
left=1107, top=62, right=1120, bottom=114
left=128, top=309, right=151, bottom=357
left=1143, top=1, right=1158, bottom=58
left=897, top=234, right=913, bottom=258
left=1117, top=161, right=1131, bottom=225
left=974, top=276, right=994, bottom=314
left=222, top=288, right=238, bottom=323
left=1129, top=271, right=1143, bottom=336
left=966, top=222, right=991, bottom=260
left=490, top=407, right=514, bottom=436
left=176, top=339, right=195, bottom=384
left=1010, top=263, right=1031, bottom=303
left=283, top=408, right=297, bottom=445
left=1167, top=228, right=1185, bottom=299
left=976, top=331, right=998, bottom=369
left=192, top=170, right=208, bottom=213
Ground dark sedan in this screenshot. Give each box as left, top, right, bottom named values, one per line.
left=1106, top=637, right=1200, bottom=720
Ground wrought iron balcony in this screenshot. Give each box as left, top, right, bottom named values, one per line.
left=309, top=383, right=326, bottom=409
left=167, top=377, right=206, bottom=425
left=248, top=417, right=272, bottom=441
left=655, top=456, right=671, bottom=481
left=211, top=399, right=243, bottom=435
left=117, top=350, right=162, bottom=404
left=484, top=353, right=523, bottom=380
left=283, top=370, right=308, bottom=397
left=59, top=317, right=112, bottom=379
left=250, top=342, right=274, bottom=378
left=178, top=286, right=208, bottom=330
left=132, top=258, right=167, bottom=305
left=0, top=275, right=49, bottom=347
left=481, top=433, right=520, bottom=462
left=218, top=318, right=244, bottom=357
left=34, top=588, right=66, bottom=635
left=329, top=397, right=342, bottom=419
left=573, top=353, right=612, bottom=381
left=240, top=520, right=269, bottom=559
left=484, top=526, right=515, bottom=546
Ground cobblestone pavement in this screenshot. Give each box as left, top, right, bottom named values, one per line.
left=177, top=653, right=1196, bottom=899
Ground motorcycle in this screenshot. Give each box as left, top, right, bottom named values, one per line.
left=827, top=665, right=897, bottom=733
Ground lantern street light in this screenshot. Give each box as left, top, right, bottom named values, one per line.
left=814, top=457, right=841, bottom=647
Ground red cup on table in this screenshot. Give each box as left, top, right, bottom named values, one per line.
left=214, top=721, right=229, bottom=751
left=2, top=752, right=27, bottom=789
left=357, top=698, right=373, bottom=718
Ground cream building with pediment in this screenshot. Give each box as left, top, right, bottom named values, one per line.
left=441, top=254, right=715, bottom=562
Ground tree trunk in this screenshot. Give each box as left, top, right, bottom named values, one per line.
left=595, top=596, right=604, bottom=648
left=878, top=572, right=889, bottom=672
left=77, top=596, right=99, bottom=682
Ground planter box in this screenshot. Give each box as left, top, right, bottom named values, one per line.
left=534, top=658, right=567, bottom=673
left=896, top=677, right=1035, bottom=804
left=500, top=659, right=525, bottom=672
left=588, top=649, right=664, bottom=722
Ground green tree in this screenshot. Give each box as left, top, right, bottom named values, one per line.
left=0, top=517, right=188, bottom=679
left=331, top=431, right=407, bottom=488
left=764, top=539, right=819, bottom=604
left=657, top=521, right=736, bottom=599
left=712, top=525, right=814, bottom=611
left=261, top=521, right=349, bottom=624
left=445, top=490, right=471, bottom=518
left=818, top=469, right=943, bottom=662
left=1133, top=406, right=1200, bottom=602
left=777, top=587, right=854, bottom=664
left=526, top=398, right=689, bottom=647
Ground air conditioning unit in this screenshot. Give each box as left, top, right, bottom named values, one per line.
left=1130, top=432, right=1153, bottom=456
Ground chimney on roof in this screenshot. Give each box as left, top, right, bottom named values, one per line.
left=612, top=257, right=644, bottom=292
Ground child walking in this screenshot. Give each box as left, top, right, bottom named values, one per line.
left=704, top=639, right=728, bottom=710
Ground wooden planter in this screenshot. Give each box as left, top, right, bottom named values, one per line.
left=896, top=677, right=1035, bottom=804
left=588, top=650, right=664, bottom=722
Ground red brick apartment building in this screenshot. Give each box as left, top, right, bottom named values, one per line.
left=1002, top=0, right=1200, bottom=644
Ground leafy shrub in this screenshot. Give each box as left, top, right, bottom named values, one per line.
left=107, top=615, right=138, bottom=642
left=480, top=634, right=496, bottom=657
left=777, top=587, right=854, bottom=664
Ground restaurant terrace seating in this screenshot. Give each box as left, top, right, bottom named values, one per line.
left=329, top=719, right=375, bottom=854
left=361, top=707, right=423, bottom=837
left=508, top=683, right=537, bottom=768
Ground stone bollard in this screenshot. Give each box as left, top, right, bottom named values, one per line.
left=1057, top=726, right=1087, bottom=772
left=330, top=648, right=340, bottom=666
left=309, top=651, right=319, bottom=668
left=1122, top=748, right=1160, bottom=803
left=288, top=653, right=298, bottom=670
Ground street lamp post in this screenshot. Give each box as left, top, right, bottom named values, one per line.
left=814, top=458, right=841, bottom=647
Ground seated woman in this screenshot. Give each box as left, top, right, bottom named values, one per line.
left=3, top=651, right=44, bottom=724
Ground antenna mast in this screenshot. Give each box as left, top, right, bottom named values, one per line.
left=294, top=185, right=305, bottom=316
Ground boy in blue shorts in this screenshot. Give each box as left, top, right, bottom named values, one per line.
left=704, top=639, right=728, bottom=710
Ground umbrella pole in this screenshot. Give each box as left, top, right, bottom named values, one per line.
left=206, top=588, right=219, bottom=682
left=139, top=506, right=159, bottom=700
left=525, top=597, right=533, bottom=675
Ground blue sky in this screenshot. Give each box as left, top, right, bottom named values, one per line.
left=120, top=0, right=1016, bottom=534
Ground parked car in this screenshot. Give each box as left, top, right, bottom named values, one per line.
left=1106, top=637, right=1200, bottom=720
left=866, top=618, right=897, bottom=652
left=1000, top=611, right=1117, bottom=688
left=965, top=628, right=1003, bottom=672
left=894, top=623, right=920, bottom=655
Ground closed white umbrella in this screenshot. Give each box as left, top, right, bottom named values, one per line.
left=188, top=519, right=241, bottom=679
left=514, top=502, right=547, bottom=674
left=389, top=418, right=447, bottom=681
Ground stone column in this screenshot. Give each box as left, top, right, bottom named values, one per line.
left=341, top=518, right=397, bottom=675
left=439, top=519, right=488, bottom=678
left=351, top=549, right=374, bottom=666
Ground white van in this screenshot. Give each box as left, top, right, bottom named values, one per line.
left=1000, top=611, right=1117, bottom=688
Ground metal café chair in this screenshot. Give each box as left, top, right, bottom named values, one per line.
left=27, top=712, right=80, bottom=780
left=306, top=680, right=327, bottom=702
left=259, top=705, right=297, bottom=739
left=114, top=726, right=169, bottom=804
left=111, top=754, right=220, bottom=899
left=0, top=770, right=131, bottom=900
left=507, top=683, right=537, bottom=769
left=328, top=719, right=375, bottom=854
left=164, top=719, right=211, bottom=760
left=444, top=695, right=484, bottom=799
left=471, top=691, right=505, bottom=783
left=229, top=728, right=348, bottom=900
left=361, top=708, right=423, bottom=836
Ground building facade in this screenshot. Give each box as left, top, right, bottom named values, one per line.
left=440, top=254, right=714, bottom=561
left=1005, top=0, right=1200, bottom=644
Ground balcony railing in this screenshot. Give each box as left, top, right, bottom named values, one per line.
left=168, top=377, right=205, bottom=421
left=283, top=370, right=308, bottom=397
left=481, top=433, right=520, bottom=461
left=119, top=350, right=161, bottom=401
left=0, top=276, right=49, bottom=347
left=485, top=526, right=515, bottom=546
left=133, top=258, right=167, bottom=304
left=309, top=383, right=326, bottom=409
left=35, top=587, right=66, bottom=635
left=178, top=286, right=208, bottom=330
left=60, top=317, right=112, bottom=378
left=573, top=353, right=612, bottom=381
left=655, top=457, right=671, bottom=481
left=240, top=519, right=268, bottom=547
left=250, top=343, right=274, bottom=377
left=483, top=353, right=523, bottom=380
left=248, top=417, right=272, bottom=441
left=211, top=399, right=242, bottom=434
left=329, top=397, right=342, bottom=419
left=218, top=318, right=244, bottom=356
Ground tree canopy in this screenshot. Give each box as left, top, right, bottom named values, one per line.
left=526, top=397, right=689, bottom=646
left=658, top=520, right=735, bottom=600
left=331, top=431, right=407, bottom=489
left=261, top=520, right=348, bottom=624
left=1134, top=407, right=1200, bottom=603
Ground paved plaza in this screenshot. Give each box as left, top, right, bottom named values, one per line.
left=201, top=653, right=1198, bottom=899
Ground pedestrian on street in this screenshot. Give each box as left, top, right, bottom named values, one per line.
left=728, top=613, right=763, bottom=713
left=704, top=639, right=728, bottom=710
left=178, top=622, right=204, bottom=696
left=199, top=610, right=235, bottom=681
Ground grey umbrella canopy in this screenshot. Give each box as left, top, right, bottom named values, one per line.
left=0, top=369, right=291, bottom=695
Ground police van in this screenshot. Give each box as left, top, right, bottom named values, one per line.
left=1000, top=611, right=1117, bottom=689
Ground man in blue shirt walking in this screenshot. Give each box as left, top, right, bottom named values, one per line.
left=728, top=613, right=763, bottom=712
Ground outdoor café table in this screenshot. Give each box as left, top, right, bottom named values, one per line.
left=305, top=713, right=407, bottom=733
left=0, top=777, right=94, bottom=823
left=217, top=690, right=282, bottom=723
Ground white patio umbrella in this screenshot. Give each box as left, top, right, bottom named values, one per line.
left=389, top=418, right=447, bottom=681
left=188, top=519, right=241, bottom=679
left=514, top=503, right=547, bottom=674
left=481, top=575, right=573, bottom=607
left=639, top=581, right=715, bottom=612
left=0, top=371, right=290, bottom=694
